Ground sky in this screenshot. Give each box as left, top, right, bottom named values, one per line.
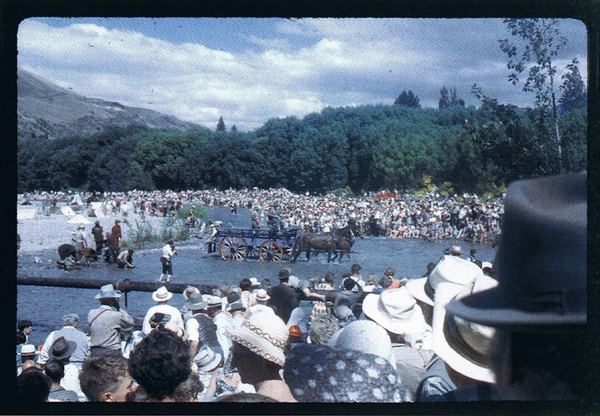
left=17, top=17, right=588, bottom=132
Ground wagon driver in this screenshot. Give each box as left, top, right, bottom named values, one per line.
left=251, top=206, right=260, bottom=229
left=268, top=202, right=283, bottom=232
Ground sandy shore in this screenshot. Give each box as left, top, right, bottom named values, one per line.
left=17, top=203, right=171, bottom=256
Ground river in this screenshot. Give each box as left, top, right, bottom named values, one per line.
left=17, top=206, right=498, bottom=346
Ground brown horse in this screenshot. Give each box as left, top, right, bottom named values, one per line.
left=291, top=219, right=363, bottom=263
left=290, top=233, right=337, bottom=263
left=331, top=220, right=364, bottom=261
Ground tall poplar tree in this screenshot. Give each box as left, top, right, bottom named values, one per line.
left=499, top=18, right=568, bottom=173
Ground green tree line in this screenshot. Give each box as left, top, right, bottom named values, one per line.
left=17, top=101, right=586, bottom=196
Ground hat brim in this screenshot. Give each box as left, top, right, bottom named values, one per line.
left=405, top=277, right=433, bottom=306
left=197, top=352, right=222, bottom=372
left=226, top=320, right=287, bottom=367
left=49, top=340, right=77, bottom=360
left=432, top=283, right=496, bottom=383
left=153, top=293, right=173, bottom=302
left=95, top=293, right=121, bottom=299
left=446, top=287, right=587, bottom=328
left=186, top=302, right=207, bottom=311
left=362, top=293, right=427, bottom=335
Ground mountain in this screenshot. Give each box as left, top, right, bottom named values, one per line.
left=17, top=69, right=205, bottom=139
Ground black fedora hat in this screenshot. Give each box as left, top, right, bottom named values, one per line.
left=49, top=336, right=77, bottom=360
left=447, top=173, right=586, bottom=329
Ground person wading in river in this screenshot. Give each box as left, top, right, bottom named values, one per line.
left=159, top=240, right=177, bottom=282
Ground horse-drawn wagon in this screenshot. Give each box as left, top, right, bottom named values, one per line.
left=207, top=226, right=299, bottom=261
left=207, top=218, right=363, bottom=263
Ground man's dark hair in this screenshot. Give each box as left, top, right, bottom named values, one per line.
left=239, top=278, right=253, bottom=291
left=79, top=354, right=130, bottom=401
left=18, top=320, right=32, bottom=331
left=378, top=275, right=393, bottom=289
left=342, top=278, right=357, bottom=291
left=227, top=291, right=240, bottom=303
left=17, top=368, right=51, bottom=403
left=128, top=329, right=191, bottom=401
left=44, top=359, right=65, bottom=384
left=383, top=267, right=396, bottom=277
left=351, top=264, right=361, bottom=274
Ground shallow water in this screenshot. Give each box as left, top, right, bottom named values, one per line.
left=17, top=206, right=497, bottom=346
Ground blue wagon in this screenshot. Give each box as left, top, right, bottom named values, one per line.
left=207, top=226, right=299, bottom=261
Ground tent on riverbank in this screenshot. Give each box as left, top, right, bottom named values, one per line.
left=60, top=206, right=76, bottom=216
left=17, top=208, right=37, bottom=220
left=67, top=214, right=92, bottom=225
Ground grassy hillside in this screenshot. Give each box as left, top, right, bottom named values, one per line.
left=17, top=69, right=205, bottom=139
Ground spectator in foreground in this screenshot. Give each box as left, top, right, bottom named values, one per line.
left=38, top=313, right=89, bottom=369
left=79, top=354, right=138, bottom=402
left=308, top=314, right=340, bottom=346
left=446, top=174, right=587, bottom=401
left=284, top=344, right=411, bottom=402
left=88, top=284, right=134, bottom=357
left=44, top=359, right=80, bottom=402
left=142, top=286, right=184, bottom=336
left=226, top=310, right=296, bottom=402
left=17, top=367, right=51, bottom=403
left=128, top=328, right=192, bottom=402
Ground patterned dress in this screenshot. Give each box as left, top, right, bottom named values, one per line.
left=310, top=281, right=334, bottom=319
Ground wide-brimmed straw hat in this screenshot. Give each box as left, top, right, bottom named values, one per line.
left=405, top=256, right=483, bottom=306
left=226, top=310, right=288, bottom=367
left=18, top=344, right=38, bottom=357
left=254, top=289, right=270, bottom=302
left=95, top=284, right=121, bottom=299
left=152, top=286, right=173, bottom=302
left=447, top=174, right=587, bottom=328
left=362, top=286, right=427, bottom=335
left=194, top=345, right=222, bottom=372
left=327, top=320, right=396, bottom=370
left=49, top=336, right=77, bottom=360
left=431, top=276, right=498, bottom=383
left=204, top=295, right=222, bottom=308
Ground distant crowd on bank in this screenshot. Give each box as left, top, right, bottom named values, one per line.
left=19, top=186, right=504, bottom=244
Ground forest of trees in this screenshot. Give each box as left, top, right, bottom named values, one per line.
left=17, top=19, right=587, bottom=197
left=17, top=100, right=586, bottom=196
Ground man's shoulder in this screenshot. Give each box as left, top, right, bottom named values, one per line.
left=268, top=284, right=294, bottom=294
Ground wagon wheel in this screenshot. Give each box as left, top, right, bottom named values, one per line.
left=246, top=244, right=259, bottom=259
left=282, top=243, right=295, bottom=261
left=219, top=235, right=248, bottom=261
left=259, top=241, right=284, bottom=262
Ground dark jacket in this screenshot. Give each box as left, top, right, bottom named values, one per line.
left=267, top=283, right=300, bottom=324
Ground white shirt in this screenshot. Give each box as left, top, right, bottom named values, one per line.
left=61, top=363, right=85, bottom=401
left=142, top=303, right=184, bottom=335
left=161, top=244, right=175, bottom=259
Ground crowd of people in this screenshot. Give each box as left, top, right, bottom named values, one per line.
left=16, top=174, right=587, bottom=404
left=19, top=186, right=504, bottom=244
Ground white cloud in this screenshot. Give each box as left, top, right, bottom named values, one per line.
left=17, top=18, right=588, bottom=132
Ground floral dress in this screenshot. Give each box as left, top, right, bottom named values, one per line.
left=310, top=281, right=334, bottom=318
